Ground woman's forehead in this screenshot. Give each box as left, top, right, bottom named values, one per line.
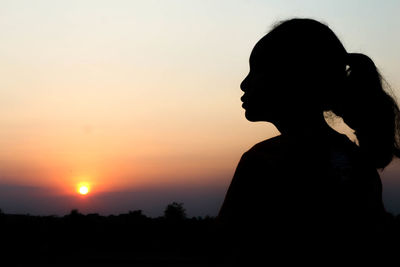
left=249, top=35, right=279, bottom=66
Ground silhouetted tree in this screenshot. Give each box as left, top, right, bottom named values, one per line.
left=164, top=202, right=186, bottom=221
left=69, top=209, right=81, bottom=216
left=67, top=209, right=84, bottom=221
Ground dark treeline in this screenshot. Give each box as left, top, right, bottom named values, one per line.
left=1, top=203, right=400, bottom=265
left=0, top=203, right=230, bottom=265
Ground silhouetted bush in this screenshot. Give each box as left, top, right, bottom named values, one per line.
left=68, top=209, right=82, bottom=217
left=164, top=202, right=186, bottom=221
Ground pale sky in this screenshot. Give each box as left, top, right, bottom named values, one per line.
left=0, top=0, right=399, bottom=216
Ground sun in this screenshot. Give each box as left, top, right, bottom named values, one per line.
left=79, top=185, right=89, bottom=195
left=77, top=183, right=90, bottom=195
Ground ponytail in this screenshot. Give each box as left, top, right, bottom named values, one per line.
left=333, top=53, right=400, bottom=169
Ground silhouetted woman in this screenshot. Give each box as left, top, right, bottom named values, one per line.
left=218, top=18, right=400, bottom=262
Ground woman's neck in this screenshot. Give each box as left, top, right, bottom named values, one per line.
left=273, top=113, right=337, bottom=138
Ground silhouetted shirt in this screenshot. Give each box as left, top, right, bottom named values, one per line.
left=218, top=130, right=387, bottom=255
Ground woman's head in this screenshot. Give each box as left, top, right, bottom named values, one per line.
left=241, top=18, right=400, bottom=169
left=241, top=19, right=346, bottom=122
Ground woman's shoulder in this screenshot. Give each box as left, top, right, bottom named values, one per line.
left=246, top=135, right=285, bottom=154
left=238, top=135, right=290, bottom=169
left=242, top=132, right=369, bottom=172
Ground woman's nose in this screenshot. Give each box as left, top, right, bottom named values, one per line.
left=240, top=75, right=249, bottom=92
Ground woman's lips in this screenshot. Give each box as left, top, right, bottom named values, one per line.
left=241, top=96, right=247, bottom=108
left=241, top=94, right=250, bottom=108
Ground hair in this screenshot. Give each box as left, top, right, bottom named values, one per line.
left=269, top=18, right=400, bottom=169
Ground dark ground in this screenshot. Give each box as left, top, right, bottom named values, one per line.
left=0, top=204, right=233, bottom=266
left=1, top=203, right=400, bottom=266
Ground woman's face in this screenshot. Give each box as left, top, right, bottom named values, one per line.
left=240, top=36, right=290, bottom=123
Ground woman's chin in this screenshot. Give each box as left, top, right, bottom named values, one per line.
left=244, top=110, right=262, bottom=122
left=244, top=109, right=274, bottom=123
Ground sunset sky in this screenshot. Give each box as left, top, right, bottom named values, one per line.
left=1, top=0, right=399, bottom=217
